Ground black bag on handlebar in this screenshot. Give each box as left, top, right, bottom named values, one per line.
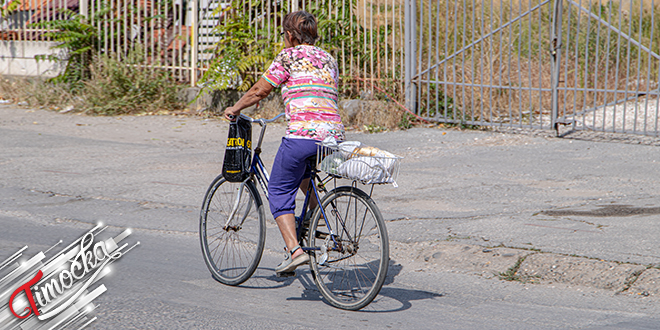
left=222, top=117, right=252, bottom=182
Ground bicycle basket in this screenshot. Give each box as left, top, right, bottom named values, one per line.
left=316, top=141, right=402, bottom=187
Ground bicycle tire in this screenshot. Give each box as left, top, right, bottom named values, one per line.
left=308, top=186, right=389, bottom=310
left=200, top=175, right=265, bottom=286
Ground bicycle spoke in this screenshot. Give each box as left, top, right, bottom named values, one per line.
left=310, top=186, right=388, bottom=310
left=200, top=177, right=265, bottom=286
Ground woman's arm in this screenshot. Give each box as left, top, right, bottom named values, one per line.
left=224, top=78, right=275, bottom=120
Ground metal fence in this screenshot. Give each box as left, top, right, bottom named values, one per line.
left=2, top=0, right=659, bottom=135
left=1, top=0, right=200, bottom=82
left=0, top=0, right=405, bottom=94
left=194, top=0, right=407, bottom=98
left=404, top=0, right=660, bottom=135
left=552, top=0, right=660, bottom=135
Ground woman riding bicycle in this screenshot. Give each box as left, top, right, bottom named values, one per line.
left=224, top=11, right=345, bottom=275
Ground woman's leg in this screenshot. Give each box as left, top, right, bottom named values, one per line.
left=268, top=138, right=318, bottom=261
left=299, top=177, right=317, bottom=210
left=275, top=213, right=304, bottom=258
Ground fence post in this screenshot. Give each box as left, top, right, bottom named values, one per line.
left=80, top=0, right=88, bottom=18
left=191, top=0, right=199, bottom=87
left=404, top=0, right=417, bottom=113
left=550, top=0, right=563, bottom=131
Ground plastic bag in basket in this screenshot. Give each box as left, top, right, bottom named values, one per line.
left=336, top=146, right=399, bottom=187
left=318, top=151, right=346, bottom=175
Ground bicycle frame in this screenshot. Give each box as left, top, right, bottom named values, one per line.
left=230, top=113, right=344, bottom=254
left=203, top=113, right=389, bottom=309
left=250, top=150, right=341, bottom=253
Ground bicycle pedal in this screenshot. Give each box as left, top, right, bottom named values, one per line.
left=276, top=271, right=296, bottom=278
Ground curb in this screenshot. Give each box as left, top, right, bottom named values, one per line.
left=391, top=241, right=660, bottom=297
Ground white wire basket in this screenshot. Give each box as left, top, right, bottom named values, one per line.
left=316, top=141, right=402, bottom=187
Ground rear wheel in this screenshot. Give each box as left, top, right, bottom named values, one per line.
left=200, top=176, right=265, bottom=286
left=308, top=186, right=389, bottom=310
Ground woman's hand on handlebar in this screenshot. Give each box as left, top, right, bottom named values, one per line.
left=224, top=106, right=241, bottom=121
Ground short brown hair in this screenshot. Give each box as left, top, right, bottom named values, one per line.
left=282, top=11, right=318, bottom=45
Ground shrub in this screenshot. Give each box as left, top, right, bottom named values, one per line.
left=0, top=51, right=185, bottom=115
left=81, top=52, right=184, bottom=115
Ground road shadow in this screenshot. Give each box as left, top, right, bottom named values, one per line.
left=236, top=266, right=297, bottom=289
left=361, top=286, right=444, bottom=313
left=284, top=260, right=444, bottom=313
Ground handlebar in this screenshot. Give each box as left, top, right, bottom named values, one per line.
left=229, top=113, right=285, bottom=126
left=228, top=112, right=285, bottom=153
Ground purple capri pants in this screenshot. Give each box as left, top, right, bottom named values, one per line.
left=268, top=137, right=318, bottom=219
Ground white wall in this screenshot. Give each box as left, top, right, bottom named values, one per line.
left=0, top=41, right=64, bottom=77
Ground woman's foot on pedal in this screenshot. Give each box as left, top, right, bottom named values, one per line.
left=275, top=246, right=309, bottom=274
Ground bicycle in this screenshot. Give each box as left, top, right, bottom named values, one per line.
left=199, top=113, right=393, bottom=310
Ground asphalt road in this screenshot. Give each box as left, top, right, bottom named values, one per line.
left=2, top=105, right=660, bottom=329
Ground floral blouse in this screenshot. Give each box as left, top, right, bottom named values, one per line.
left=262, top=45, right=345, bottom=141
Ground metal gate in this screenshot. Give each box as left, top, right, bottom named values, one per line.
left=405, top=0, right=660, bottom=136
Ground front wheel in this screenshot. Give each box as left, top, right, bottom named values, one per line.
left=200, top=175, right=265, bottom=286
left=308, top=186, right=389, bottom=310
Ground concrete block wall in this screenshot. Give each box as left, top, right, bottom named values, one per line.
left=0, top=41, right=64, bottom=77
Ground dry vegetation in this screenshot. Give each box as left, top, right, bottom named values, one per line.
left=0, top=54, right=185, bottom=115
left=237, top=92, right=408, bottom=131
left=0, top=77, right=75, bottom=108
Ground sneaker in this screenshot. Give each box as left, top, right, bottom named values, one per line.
left=275, top=247, right=310, bottom=274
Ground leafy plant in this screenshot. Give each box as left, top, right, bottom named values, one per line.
left=31, top=8, right=109, bottom=90
left=1, top=0, right=20, bottom=18
left=197, top=0, right=375, bottom=98
left=398, top=112, right=414, bottom=130
left=197, top=0, right=283, bottom=95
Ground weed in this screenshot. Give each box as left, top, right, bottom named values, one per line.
left=81, top=52, right=184, bottom=115
left=353, top=101, right=407, bottom=132
left=445, top=235, right=471, bottom=241
left=363, top=124, right=386, bottom=134
left=398, top=112, right=414, bottom=130
left=620, top=268, right=647, bottom=292
left=498, top=256, right=539, bottom=283
left=0, top=77, right=31, bottom=102
left=498, top=256, right=526, bottom=281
